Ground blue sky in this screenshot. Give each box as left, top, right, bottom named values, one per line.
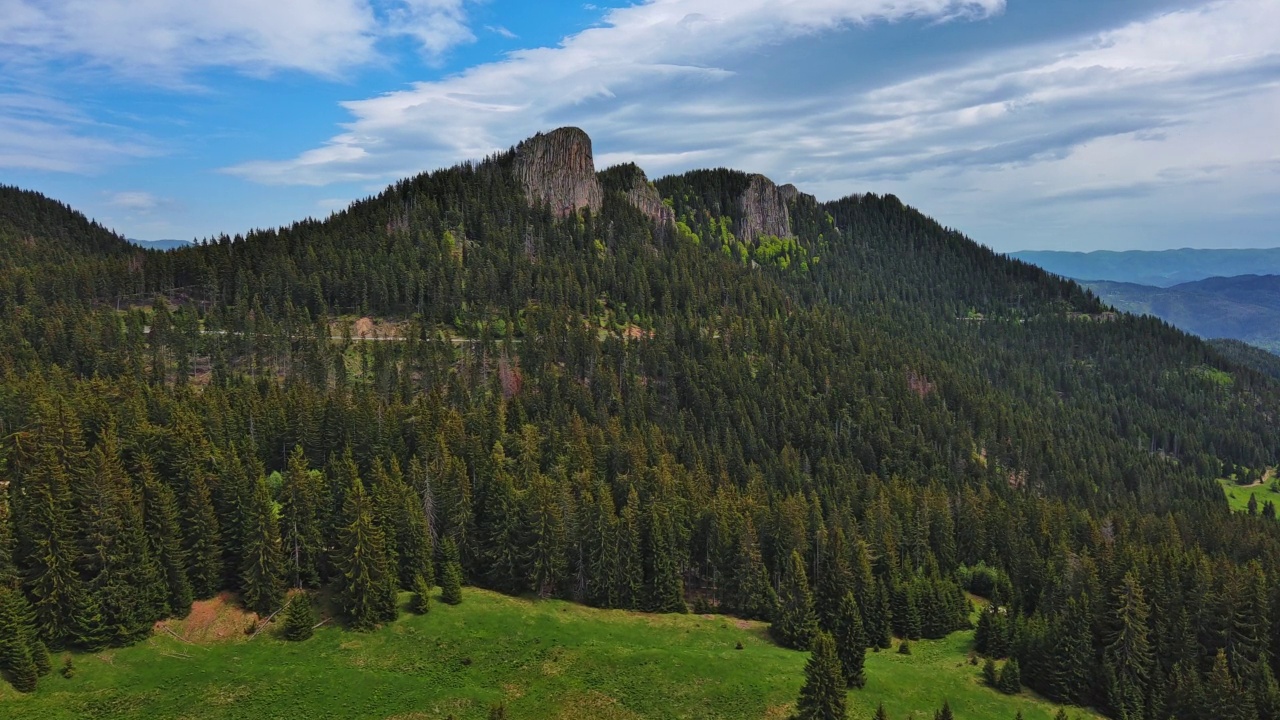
left=1, top=0, right=1277, bottom=251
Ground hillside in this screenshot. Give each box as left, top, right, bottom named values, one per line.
left=1210, top=339, right=1280, bottom=380
left=2, top=128, right=1280, bottom=719
left=1011, top=247, right=1280, bottom=286
left=0, top=588, right=1101, bottom=720
left=1081, top=276, right=1280, bottom=352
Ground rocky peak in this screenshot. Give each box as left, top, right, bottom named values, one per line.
left=737, top=174, right=792, bottom=242
left=513, top=127, right=602, bottom=217
left=620, top=166, right=674, bottom=227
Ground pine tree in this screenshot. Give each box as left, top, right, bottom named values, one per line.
left=874, top=703, right=890, bottom=720
left=1104, top=572, right=1153, bottom=720
left=181, top=473, right=223, bottom=599
left=730, top=519, right=778, bottom=621
left=998, top=658, right=1021, bottom=694
left=440, top=536, right=464, bottom=605
left=278, top=446, right=323, bottom=589
left=524, top=475, right=567, bottom=599
left=334, top=478, right=398, bottom=630
left=616, top=489, right=644, bottom=610
left=833, top=592, right=867, bottom=689
left=241, top=475, right=285, bottom=616
left=867, top=579, right=893, bottom=649
left=983, top=657, right=998, bottom=687
left=281, top=591, right=316, bottom=641
left=793, top=630, right=847, bottom=720
left=772, top=550, right=818, bottom=650
left=816, top=530, right=854, bottom=632
left=933, top=700, right=954, bottom=720
left=137, top=458, right=193, bottom=618
left=17, top=443, right=81, bottom=647
left=0, top=585, right=38, bottom=692
left=644, top=503, right=686, bottom=613
left=412, top=574, right=432, bottom=614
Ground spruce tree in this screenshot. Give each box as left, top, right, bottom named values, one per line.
left=181, top=472, right=223, bottom=599
left=833, top=592, right=867, bottom=689
left=1104, top=572, right=1152, bottom=720
left=874, top=703, right=889, bottom=720
left=0, top=586, right=38, bottom=692
left=241, top=475, right=285, bottom=616
left=645, top=503, right=686, bottom=613
left=793, top=630, right=847, bottom=720
left=334, top=478, right=398, bottom=630
left=412, top=574, right=432, bottom=614
left=816, top=531, right=853, bottom=632
left=279, top=446, right=323, bottom=589
left=616, top=489, right=644, bottom=610
left=281, top=591, right=316, bottom=641
left=933, top=701, right=954, bottom=720
left=730, top=520, right=778, bottom=621
left=773, top=550, right=819, bottom=650
left=440, top=536, right=464, bottom=605
left=17, top=443, right=81, bottom=647
left=138, top=457, right=193, bottom=618
left=998, top=658, right=1021, bottom=694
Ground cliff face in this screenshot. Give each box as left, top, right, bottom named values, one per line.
left=737, top=174, right=792, bottom=242
left=513, top=127, right=602, bottom=216
left=623, top=169, right=675, bottom=227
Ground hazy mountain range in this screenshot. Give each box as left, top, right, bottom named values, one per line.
left=1011, top=248, right=1280, bottom=287
left=127, top=238, right=192, bottom=251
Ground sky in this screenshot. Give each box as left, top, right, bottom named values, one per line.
left=1, top=0, right=1277, bottom=252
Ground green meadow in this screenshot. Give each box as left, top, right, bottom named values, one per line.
left=0, top=588, right=1101, bottom=720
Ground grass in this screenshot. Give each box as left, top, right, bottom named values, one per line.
left=1219, top=473, right=1280, bottom=514
left=0, top=588, right=1101, bottom=720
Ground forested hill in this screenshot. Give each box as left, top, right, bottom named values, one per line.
left=3, top=128, right=1280, bottom=719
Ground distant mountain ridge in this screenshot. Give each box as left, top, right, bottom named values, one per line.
left=1080, top=275, right=1280, bottom=353
left=128, top=238, right=192, bottom=251
left=1012, top=247, right=1280, bottom=287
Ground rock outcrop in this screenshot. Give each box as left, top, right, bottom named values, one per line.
left=513, top=127, right=602, bottom=217
left=623, top=169, right=674, bottom=228
left=737, top=174, right=792, bottom=242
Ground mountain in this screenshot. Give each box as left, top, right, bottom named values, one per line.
left=1, top=128, right=1279, bottom=719
left=1081, top=274, right=1280, bottom=352
left=1012, top=247, right=1280, bottom=286
left=128, top=238, right=193, bottom=251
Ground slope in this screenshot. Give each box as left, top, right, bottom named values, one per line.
left=1081, top=277, right=1280, bottom=352
left=0, top=588, right=1101, bottom=720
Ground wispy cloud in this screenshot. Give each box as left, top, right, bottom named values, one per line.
left=0, top=0, right=479, bottom=83
left=0, top=92, right=153, bottom=172
left=225, top=0, right=1279, bottom=250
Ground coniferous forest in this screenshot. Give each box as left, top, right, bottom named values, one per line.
left=2, top=131, right=1280, bottom=720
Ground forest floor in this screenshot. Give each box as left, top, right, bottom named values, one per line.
left=0, top=588, right=1102, bottom=720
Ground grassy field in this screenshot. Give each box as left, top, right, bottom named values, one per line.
left=1219, top=473, right=1280, bottom=514
left=0, top=588, right=1101, bottom=720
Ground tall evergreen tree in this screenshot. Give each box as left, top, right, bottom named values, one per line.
left=334, top=477, right=398, bottom=630
left=773, top=550, right=819, bottom=650
left=833, top=592, right=867, bottom=689
left=181, top=472, right=223, bottom=599
left=0, top=585, right=38, bottom=692
left=18, top=444, right=82, bottom=647
left=644, top=502, right=686, bottom=613
left=278, top=447, right=324, bottom=589
left=729, top=519, right=778, bottom=621
left=793, top=630, right=847, bottom=720
left=440, top=536, right=464, bottom=606
left=1104, top=571, right=1153, bottom=720
left=240, top=475, right=285, bottom=616
left=281, top=591, right=317, bottom=641
left=137, top=457, right=193, bottom=618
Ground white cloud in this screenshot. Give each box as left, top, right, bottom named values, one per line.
left=0, top=92, right=153, bottom=172
left=106, top=191, right=162, bottom=212
left=0, top=0, right=478, bottom=82
left=225, top=0, right=1007, bottom=184
left=225, top=0, right=1280, bottom=250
